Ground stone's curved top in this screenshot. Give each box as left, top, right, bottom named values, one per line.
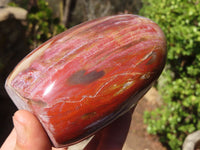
left=0, top=6, right=27, bottom=22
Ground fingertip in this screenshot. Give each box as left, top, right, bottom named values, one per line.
left=13, top=110, right=52, bottom=150
left=13, top=110, right=38, bottom=126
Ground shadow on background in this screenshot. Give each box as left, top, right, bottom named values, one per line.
left=0, top=15, right=29, bottom=146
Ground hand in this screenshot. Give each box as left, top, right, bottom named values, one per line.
left=1, top=107, right=134, bottom=150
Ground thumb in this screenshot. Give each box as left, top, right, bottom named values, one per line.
left=13, top=110, right=52, bottom=150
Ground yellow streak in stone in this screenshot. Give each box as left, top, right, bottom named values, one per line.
left=114, top=80, right=135, bottom=96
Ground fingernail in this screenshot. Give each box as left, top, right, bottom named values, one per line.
left=13, top=113, right=27, bottom=145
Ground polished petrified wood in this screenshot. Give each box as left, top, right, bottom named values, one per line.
left=5, top=14, right=167, bottom=148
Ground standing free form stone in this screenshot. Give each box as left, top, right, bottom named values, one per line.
left=5, top=14, right=167, bottom=147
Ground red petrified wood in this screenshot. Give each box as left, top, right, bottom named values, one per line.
left=5, top=14, right=167, bottom=148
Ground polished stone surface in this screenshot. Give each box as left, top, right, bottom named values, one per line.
left=5, top=14, right=167, bottom=148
